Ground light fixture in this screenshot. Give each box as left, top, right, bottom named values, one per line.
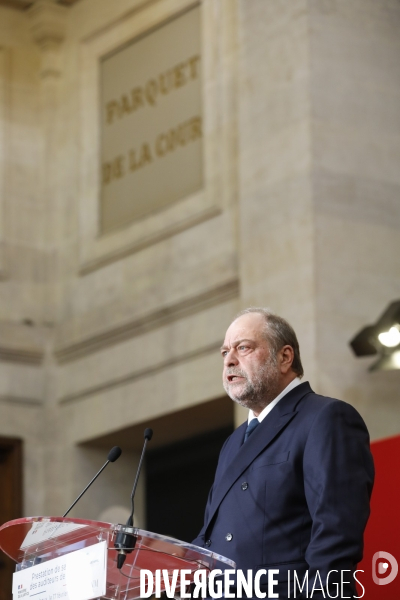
left=378, top=326, right=400, bottom=348
left=350, top=300, right=400, bottom=371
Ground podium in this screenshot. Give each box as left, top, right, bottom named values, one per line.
left=0, top=516, right=235, bottom=599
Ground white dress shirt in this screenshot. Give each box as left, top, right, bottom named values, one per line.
left=248, top=377, right=302, bottom=423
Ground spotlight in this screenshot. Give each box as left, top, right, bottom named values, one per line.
left=350, top=300, right=400, bottom=371
left=378, top=326, right=400, bottom=348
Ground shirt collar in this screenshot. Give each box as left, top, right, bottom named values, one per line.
left=248, top=377, right=302, bottom=423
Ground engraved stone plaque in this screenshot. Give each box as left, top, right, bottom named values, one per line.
left=100, top=5, right=202, bottom=234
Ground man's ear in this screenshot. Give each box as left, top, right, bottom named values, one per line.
left=279, top=345, right=295, bottom=374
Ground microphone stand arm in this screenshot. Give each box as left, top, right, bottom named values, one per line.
left=115, top=431, right=152, bottom=569
left=63, top=460, right=110, bottom=518
left=127, top=437, right=149, bottom=527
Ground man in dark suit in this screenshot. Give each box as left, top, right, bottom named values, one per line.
left=192, top=308, right=374, bottom=599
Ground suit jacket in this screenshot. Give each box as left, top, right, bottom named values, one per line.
left=192, top=382, right=374, bottom=599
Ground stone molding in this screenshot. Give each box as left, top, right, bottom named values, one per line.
left=0, top=346, right=44, bottom=365
left=58, top=340, right=221, bottom=405
left=0, top=279, right=238, bottom=367
left=77, top=0, right=237, bottom=273
left=55, top=278, right=239, bottom=364
left=28, top=0, right=68, bottom=77
left=28, top=0, right=67, bottom=46
left=1, top=0, right=79, bottom=10
left=79, top=202, right=221, bottom=275
left=0, top=394, right=43, bottom=407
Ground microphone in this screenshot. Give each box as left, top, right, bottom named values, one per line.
left=114, top=428, right=153, bottom=569
left=62, top=446, right=122, bottom=518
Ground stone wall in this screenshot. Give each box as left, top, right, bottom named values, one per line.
left=0, top=0, right=399, bottom=522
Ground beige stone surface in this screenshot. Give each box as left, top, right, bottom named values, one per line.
left=56, top=299, right=237, bottom=404
left=237, top=0, right=317, bottom=386
left=309, top=0, right=400, bottom=436
left=68, top=446, right=145, bottom=527
left=0, top=5, right=47, bottom=518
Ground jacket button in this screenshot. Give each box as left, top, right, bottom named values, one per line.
left=225, top=533, right=233, bottom=542
left=241, top=482, right=248, bottom=490
left=205, top=539, right=211, bottom=547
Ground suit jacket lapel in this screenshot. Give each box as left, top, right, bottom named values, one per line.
left=204, top=382, right=313, bottom=531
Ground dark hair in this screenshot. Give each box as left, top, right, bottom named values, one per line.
left=234, top=307, right=304, bottom=377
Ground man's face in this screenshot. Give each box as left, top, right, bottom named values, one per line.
left=221, top=313, right=281, bottom=412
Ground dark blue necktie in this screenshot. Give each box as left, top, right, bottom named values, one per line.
left=244, top=418, right=260, bottom=442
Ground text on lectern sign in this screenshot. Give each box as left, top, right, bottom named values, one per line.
left=100, top=5, right=202, bottom=234
left=12, top=541, right=107, bottom=600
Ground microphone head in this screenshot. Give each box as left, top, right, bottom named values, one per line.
left=144, top=428, right=153, bottom=441
left=108, top=446, right=122, bottom=462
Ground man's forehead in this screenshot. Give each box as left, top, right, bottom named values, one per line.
left=223, top=313, right=267, bottom=343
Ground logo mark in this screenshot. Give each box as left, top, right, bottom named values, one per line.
left=372, top=551, right=398, bottom=585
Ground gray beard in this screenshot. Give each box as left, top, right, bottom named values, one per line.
left=223, top=360, right=281, bottom=413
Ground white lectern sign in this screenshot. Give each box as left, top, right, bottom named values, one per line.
left=21, top=521, right=86, bottom=550
left=12, top=541, right=107, bottom=600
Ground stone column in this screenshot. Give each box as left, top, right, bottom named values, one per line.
left=28, top=0, right=68, bottom=324
left=308, top=0, right=400, bottom=437
left=28, top=0, right=68, bottom=515
left=236, top=0, right=400, bottom=436
left=237, top=0, right=317, bottom=384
